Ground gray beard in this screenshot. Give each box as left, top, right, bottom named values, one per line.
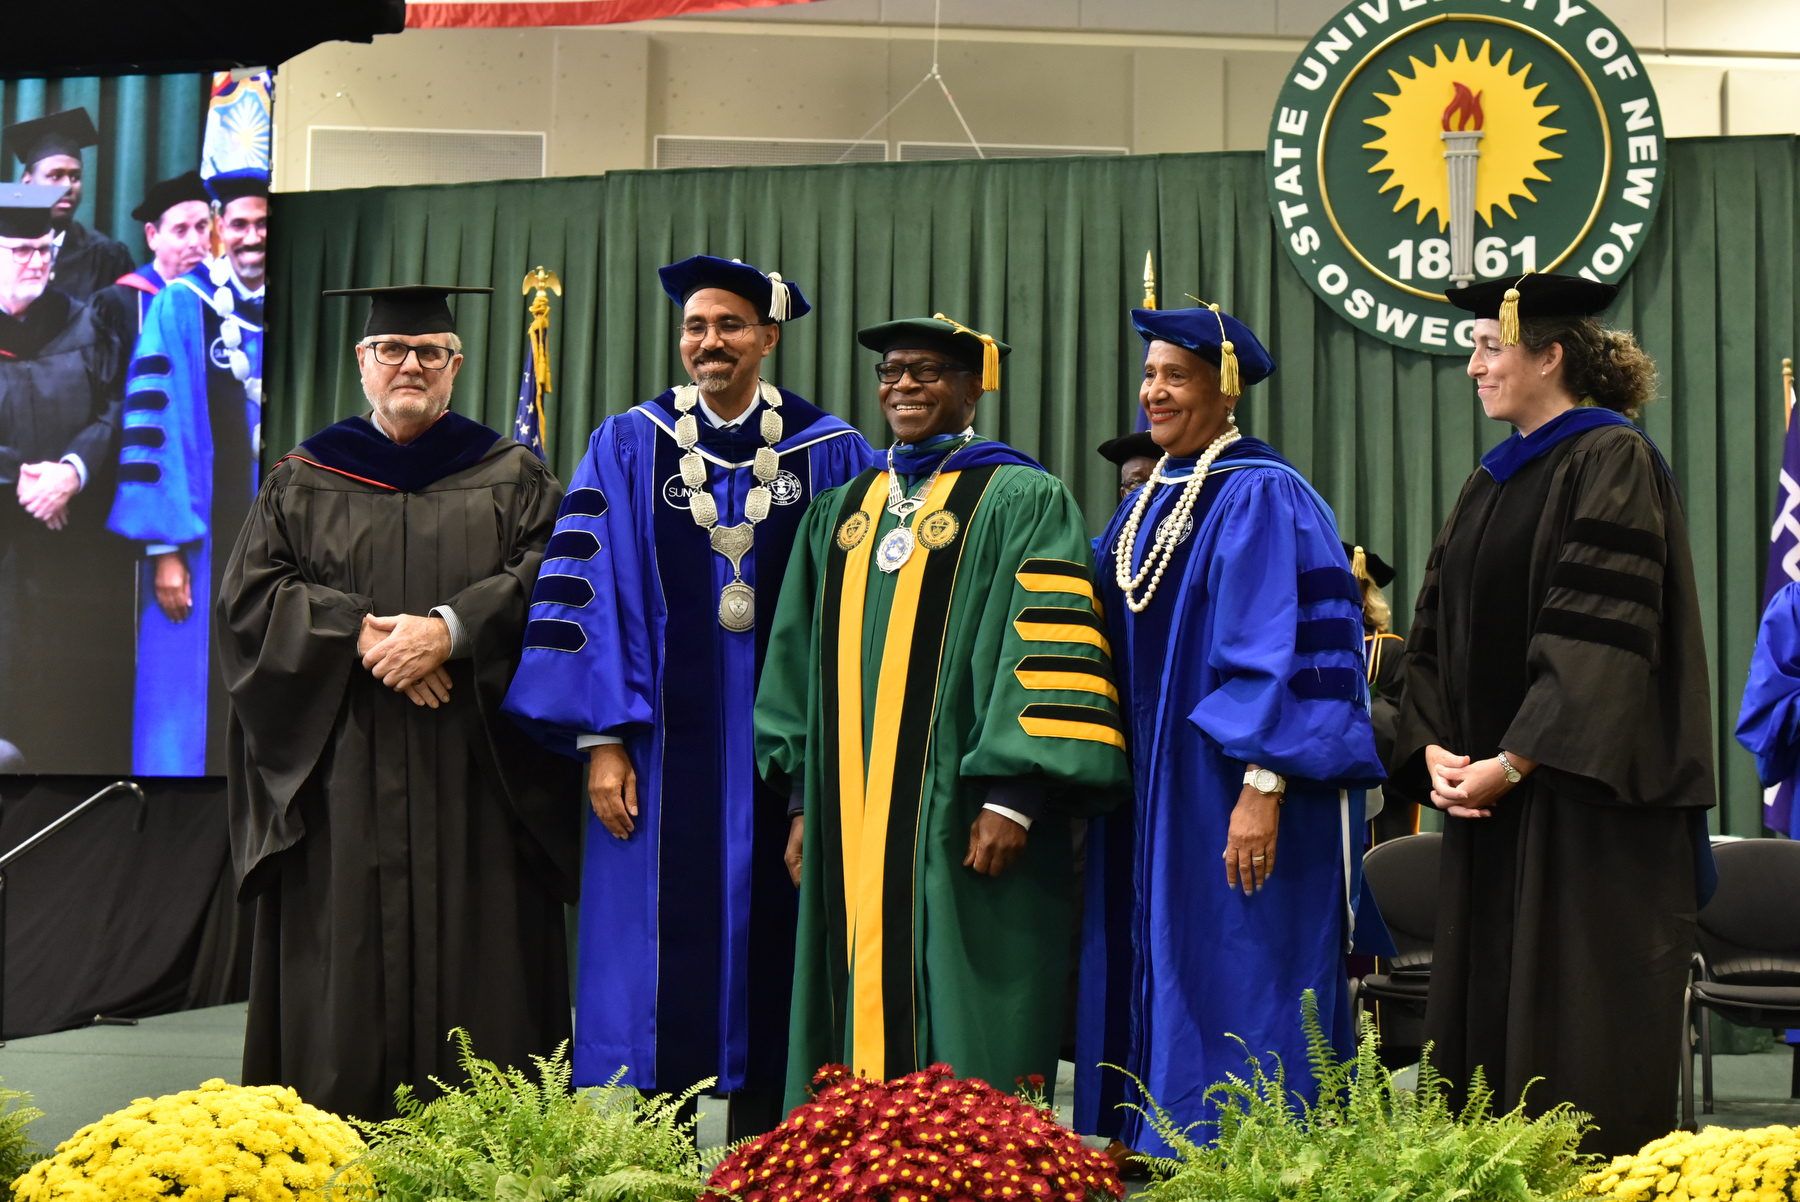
left=695, top=368, right=735, bottom=394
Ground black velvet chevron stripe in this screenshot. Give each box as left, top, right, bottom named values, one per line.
left=1426, top=545, right=1444, bottom=570
left=128, top=354, right=170, bottom=378
left=523, top=617, right=586, bottom=652
left=560, top=487, right=608, bottom=518
left=125, top=389, right=168, bottom=411
left=532, top=574, right=596, bottom=608
left=1417, top=585, right=1439, bottom=611
left=1537, top=606, right=1655, bottom=660
left=1288, top=666, right=1362, bottom=700
left=1297, top=566, right=1360, bottom=606
left=545, top=530, right=601, bottom=561
left=1018, top=558, right=1089, bottom=579
left=122, top=427, right=165, bottom=448
left=1566, top=517, right=1666, bottom=564
left=1411, top=625, right=1438, bottom=656
left=1550, top=560, right=1661, bottom=609
left=1017, top=654, right=1110, bottom=675
left=1017, top=606, right=1105, bottom=632
left=1020, top=702, right=1124, bottom=731
left=1296, top=617, right=1361, bottom=654
left=118, top=462, right=161, bottom=484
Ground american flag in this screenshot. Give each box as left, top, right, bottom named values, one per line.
left=1762, top=359, right=1800, bottom=835
left=514, top=349, right=545, bottom=460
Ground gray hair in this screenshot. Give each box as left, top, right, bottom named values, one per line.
left=358, top=333, right=463, bottom=354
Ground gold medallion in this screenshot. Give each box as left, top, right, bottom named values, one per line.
left=837, top=510, right=872, bottom=550
left=917, top=509, right=960, bottom=551
left=719, top=581, right=756, bottom=632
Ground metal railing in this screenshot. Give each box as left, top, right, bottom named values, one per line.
left=0, top=781, right=146, bottom=1045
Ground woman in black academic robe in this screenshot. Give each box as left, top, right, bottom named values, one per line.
left=1390, top=273, right=1715, bottom=1159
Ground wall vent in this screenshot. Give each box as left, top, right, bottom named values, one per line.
left=654, top=135, right=888, bottom=169
left=897, top=141, right=1129, bottom=161
left=307, top=126, right=546, bottom=190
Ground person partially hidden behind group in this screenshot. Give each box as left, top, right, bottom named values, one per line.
left=1346, top=542, right=1413, bottom=843
left=1390, top=272, right=1716, bottom=1158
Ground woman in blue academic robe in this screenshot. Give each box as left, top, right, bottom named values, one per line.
left=1075, top=306, right=1385, bottom=1156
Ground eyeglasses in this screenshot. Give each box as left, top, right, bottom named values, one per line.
left=365, top=341, right=454, bottom=370
left=874, top=360, right=966, bottom=385
left=3, top=243, right=54, bottom=265
left=681, top=317, right=769, bottom=340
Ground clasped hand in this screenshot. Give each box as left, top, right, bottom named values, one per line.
left=358, top=612, right=453, bottom=708
left=16, top=462, right=80, bottom=530
left=1426, top=744, right=1532, bottom=817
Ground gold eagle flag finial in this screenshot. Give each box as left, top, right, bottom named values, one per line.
left=521, top=267, right=562, bottom=455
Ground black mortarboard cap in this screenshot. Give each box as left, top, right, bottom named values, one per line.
left=131, top=170, right=211, bottom=224
left=205, top=171, right=270, bottom=208
left=1342, top=542, right=1395, bottom=588
left=857, top=314, right=1011, bottom=391
left=1097, top=430, right=1161, bottom=466
left=1444, top=273, right=1618, bottom=323
left=322, top=285, right=494, bottom=337
left=0, top=183, right=65, bottom=239
left=4, top=108, right=99, bottom=169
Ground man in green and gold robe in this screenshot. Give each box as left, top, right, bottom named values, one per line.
left=756, top=314, right=1129, bottom=1108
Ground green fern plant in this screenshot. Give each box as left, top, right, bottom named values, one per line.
left=0, top=1076, right=45, bottom=1184
left=1130, top=990, right=1596, bottom=1202
left=331, top=1029, right=714, bottom=1202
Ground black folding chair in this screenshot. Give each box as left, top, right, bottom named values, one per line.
left=1681, top=838, right=1800, bottom=1130
left=1351, top=832, right=1441, bottom=1030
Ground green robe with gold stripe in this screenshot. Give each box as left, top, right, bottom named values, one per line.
left=756, top=450, right=1129, bottom=1108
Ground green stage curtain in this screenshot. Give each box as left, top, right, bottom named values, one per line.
left=0, top=75, right=208, bottom=261
left=264, top=137, right=1800, bottom=836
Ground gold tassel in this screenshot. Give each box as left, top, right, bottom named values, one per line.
left=934, top=311, right=1001, bottom=392
left=1351, top=545, right=1369, bottom=582
left=1208, top=302, right=1241, bottom=396
left=1498, top=270, right=1532, bottom=347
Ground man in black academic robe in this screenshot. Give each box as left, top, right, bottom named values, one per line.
left=0, top=182, right=131, bottom=771
left=3, top=109, right=135, bottom=302
left=218, top=284, right=579, bottom=1121
left=1392, top=275, right=1714, bottom=1158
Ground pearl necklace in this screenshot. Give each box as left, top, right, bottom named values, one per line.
left=672, top=379, right=783, bottom=631
left=1114, top=427, right=1241, bottom=613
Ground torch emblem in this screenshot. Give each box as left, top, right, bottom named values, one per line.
left=1441, top=83, right=1484, bottom=288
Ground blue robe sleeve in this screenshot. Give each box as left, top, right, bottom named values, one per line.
left=107, top=281, right=211, bottom=545
left=1187, top=470, right=1384, bottom=788
left=501, top=418, right=657, bottom=758
left=1737, top=581, right=1800, bottom=788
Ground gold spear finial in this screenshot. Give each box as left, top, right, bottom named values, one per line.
left=1143, top=251, right=1157, bottom=310
left=1785, top=356, right=1795, bottom=427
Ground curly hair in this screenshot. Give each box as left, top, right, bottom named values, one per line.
left=1517, top=315, right=1658, bottom=419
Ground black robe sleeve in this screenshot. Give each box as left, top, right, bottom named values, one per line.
left=217, top=464, right=377, bottom=894
left=1507, top=426, right=1715, bottom=807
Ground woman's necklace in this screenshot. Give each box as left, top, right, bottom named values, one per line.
left=672, top=380, right=783, bottom=631
left=875, top=427, right=976, bottom=573
left=1114, top=427, right=1242, bottom=613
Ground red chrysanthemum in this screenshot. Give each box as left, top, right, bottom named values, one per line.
left=702, top=1064, right=1122, bottom=1202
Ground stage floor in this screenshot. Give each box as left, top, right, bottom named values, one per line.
left=0, top=1004, right=1792, bottom=1157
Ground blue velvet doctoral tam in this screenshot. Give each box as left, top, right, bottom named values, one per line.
left=1075, top=437, right=1387, bottom=1153
left=107, top=267, right=262, bottom=775
left=502, top=387, right=877, bottom=1093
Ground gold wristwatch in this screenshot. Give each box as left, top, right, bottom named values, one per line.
left=1497, top=751, right=1523, bottom=784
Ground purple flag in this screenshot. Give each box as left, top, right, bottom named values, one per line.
left=1762, top=389, right=1800, bottom=836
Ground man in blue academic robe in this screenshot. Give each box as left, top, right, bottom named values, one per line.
left=91, top=171, right=213, bottom=347
left=1075, top=306, right=1386, bottom=1157
left=107, top=173, right=266, bottom=775
left=503, top=255, right=876, bottom=1137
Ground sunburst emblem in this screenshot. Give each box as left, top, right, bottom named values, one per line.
left=1362, top=39, right=1564, bottom=231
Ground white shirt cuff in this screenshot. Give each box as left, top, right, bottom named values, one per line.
left=982, top=802, right=1034, bottom=831
left=576, top=733, right=624, bottom=749
left=146, top=543, right=181, bottom=556
left=430, top=605, right=472, bottom=659
left=60, top=453, right=87, bottom=490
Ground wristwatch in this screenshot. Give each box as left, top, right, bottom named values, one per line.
left=1497, top=750, right=1523, bottom=784
left=1243, top=767, right=1286, bottom=797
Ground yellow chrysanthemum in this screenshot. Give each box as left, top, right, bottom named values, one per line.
left=1584, top=1127, right=1800, bottom=1202
left=12, top=1079, right=366, bottom=1202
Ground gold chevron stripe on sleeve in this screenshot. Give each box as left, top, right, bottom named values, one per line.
left=1014, top=668, right=1119, bottom=703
